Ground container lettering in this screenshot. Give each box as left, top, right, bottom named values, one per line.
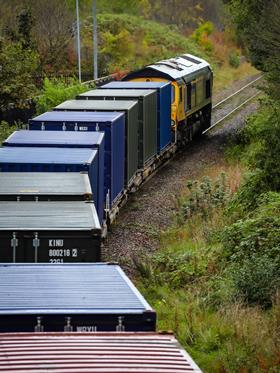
left=49, top=239, right=64, bottom=247
left=76, top=326, right=97, bottom=332
left=48, top=249, right=79, bottom=257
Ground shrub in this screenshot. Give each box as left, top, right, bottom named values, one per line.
left=181, top=173, right=231, bottom=221
left=231, top=254, right=280, bottom=308
left=239, top=100, right=280, bottom=190
left=223, top=193, right=280, bottom=260
left=223, top=192, right=280, bottom=306
left=36, top=77, right=88, bottom=114
left=229, top=51, right=240, bottom=68
left=192, top=22, right=214, bottom=53
left=228, top=100, right=280, bottom=211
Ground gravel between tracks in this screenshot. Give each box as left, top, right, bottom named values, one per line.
left=102, top=75, right=260, bottom=269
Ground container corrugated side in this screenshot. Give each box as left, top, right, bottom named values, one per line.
left=3, top=131, right=105, bottom=219
left=77, top=90, right=158, bottom=168
left=28, top=113, right=125, bottom=206
left=50, top=103, right=138, bottom=186
left=0, top=147, right=103, bottom=222
left=100, top=81, right=172, bottom=152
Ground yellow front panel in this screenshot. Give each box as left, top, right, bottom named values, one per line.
left=128, top=77, right=184, bottom=126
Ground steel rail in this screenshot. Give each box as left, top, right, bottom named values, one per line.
left=203, top=91, right=261, bottom=134
left=213, top=75, right=263, bottom=110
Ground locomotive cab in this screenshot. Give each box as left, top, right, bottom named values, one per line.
left=123, top=54, right=213, bottom=145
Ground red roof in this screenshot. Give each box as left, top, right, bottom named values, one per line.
left=0, top=332, right=202, bottom=372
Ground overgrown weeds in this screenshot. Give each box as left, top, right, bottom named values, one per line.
left=135, top=163, right=280, bottom=371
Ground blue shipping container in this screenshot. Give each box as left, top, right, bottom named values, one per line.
left=29, top=111, right=125, bottom=208
left=4, top=130, right=104, bottom=220
left=101, top=81, right=172, bottom=152
left=0, top=264, right=156, bottom=332
left=0, top=147, right=103, bottom=223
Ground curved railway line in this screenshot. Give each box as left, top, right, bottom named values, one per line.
left=103, top=74, right=262, bottom=265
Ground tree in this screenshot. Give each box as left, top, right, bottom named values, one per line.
left=229, top=0, right=280, bottom=100
left=30, top=0, right=75, bottom=72
left=0, top=38, right=39, bottom=111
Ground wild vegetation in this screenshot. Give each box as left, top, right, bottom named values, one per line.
left=0, top=1, right=278, bottom=369
left=133, top=1, right=280, bottom=371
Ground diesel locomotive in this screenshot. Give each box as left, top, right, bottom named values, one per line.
left=124, top=54, right=213, bottom=143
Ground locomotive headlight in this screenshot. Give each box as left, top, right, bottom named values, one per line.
left=171, top=120, right=176, bottom=127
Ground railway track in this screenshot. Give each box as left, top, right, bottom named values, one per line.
left=204, top=75, right=263, bottom=134
left=142, top=76, right=263, bottom=188
left=104, top=74, right=262, bottom=265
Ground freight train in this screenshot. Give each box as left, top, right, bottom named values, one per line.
left=0, top=54, right=209, bottom=372
left=0, top=54, right=213, bottom=262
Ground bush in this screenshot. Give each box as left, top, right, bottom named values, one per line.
left=192, top=22, right=214, bottom=53
left=229, top=51, right=240, bottom=68
left=181, top=173, right=231, bottom=221
left=231, top=254, right=280, bottom=308
left=240, top=100, right=280, bottom=190
left=223, top=193, right=280, bottom=260
left=36, top=78, right=88, bottom=114
left=223, top=192, right=280, bottom=306
left=228, top=100, right=280, bottom=211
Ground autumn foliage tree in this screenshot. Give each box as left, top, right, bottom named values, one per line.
left=229, top=0, right=280, bottom=100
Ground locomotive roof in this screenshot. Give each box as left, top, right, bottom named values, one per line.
left=125, top=53, right=211, bottom=82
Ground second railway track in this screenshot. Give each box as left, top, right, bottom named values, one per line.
left=205, top=74, right=263, bottom=133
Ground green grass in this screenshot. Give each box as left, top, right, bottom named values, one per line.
left=134, top=165, right=280, bottom=372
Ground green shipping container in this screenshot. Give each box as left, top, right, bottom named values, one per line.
left=78, top=89, right=158, bottom=168
left=54, top=100, right=139, bottom=186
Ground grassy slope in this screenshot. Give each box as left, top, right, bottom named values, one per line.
left=82, top=13, right=257, bottom=90
left=135, top=161, right=279, bottom=372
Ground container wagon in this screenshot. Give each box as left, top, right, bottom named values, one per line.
left=0, top=263, right=156, bottom=332
left=0, top=332, right=202, bottom=372
left=0, top=201, right=101, bottom=263
left=52, top=102, right=138, bottom=187
left=28, top=112, right=126, bottom=211
left=3, top=130, right=104, bottom=220
left=77, top=89, right=158, bottom=167
left=0, top=146, right=103, bottom=223
left=0, top=172, right=92, bottom=201
left=101, top=81, right=172, bottom=152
